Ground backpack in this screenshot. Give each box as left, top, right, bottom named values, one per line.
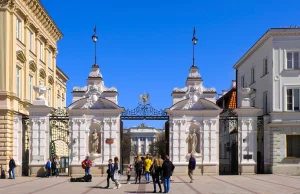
left=46, top=161, right=51, bottom=168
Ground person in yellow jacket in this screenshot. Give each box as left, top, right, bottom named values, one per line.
left=144, top=154, right=152, bottom=183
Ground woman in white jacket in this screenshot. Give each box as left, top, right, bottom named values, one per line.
left=113, top=156, right=121, bottom=189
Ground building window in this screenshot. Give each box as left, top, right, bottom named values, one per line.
left=263, top=57, right=268, bottom=75
left=251, top=67, right=255, bottom=84
left=29, top=31, right=34, bottom=52
left=29, top=75, right=33, bottom=102
left=287, top=135, right=300, bottom=158
left=16, top=17, right=22, bottom=41
left=263, top=91, right=268, bottom=114
left=16, top=67, right=21, bottom=97
left=48, top=51, right=52, bottom=68
left=287, top=52, right=300, bottom=69
left=287, top=89, right=300, bottom=111
left=241, top=76, right=245, bottom=88
left=40, top=42, right=43, bottom=60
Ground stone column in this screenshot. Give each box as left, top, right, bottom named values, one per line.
left=172, top=120, right=180, bottom=163
left=79, top=119, right=87, bottom=162
left=179, top=120, right=186, bottom=162
left=103, top=120, right=109, bottom=162
left=210, top=120, right=217, bottom=163
left=169, top=121, right=173, bottom=161
left=70, top=118, right=84, bottom=164
left=145, top=138, right=148, bottom=153
left=138, top=137, right=141, bottom=154
left=203, top=120, right=211, bottom=163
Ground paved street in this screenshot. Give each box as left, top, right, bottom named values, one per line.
left=1, top=174, right=300, bottom=194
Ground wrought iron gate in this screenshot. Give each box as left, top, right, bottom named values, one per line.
left=120, top=96, right=169, bottom=173
left=257, top=116, right=264, bottom=174
left=49, top=108, right=70, bottom=176
left=219, top=109, right=238, bottom=175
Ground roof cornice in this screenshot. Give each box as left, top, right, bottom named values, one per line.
left=3, top=0, right=64, bottom=42
left=233, top=28, right=300, bottom=69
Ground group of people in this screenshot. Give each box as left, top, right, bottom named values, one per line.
left=81, top=153, right=197, bottom=193
left=126, top=154, right=175, bottom=193
left=45, top=156, right=60, bottom=177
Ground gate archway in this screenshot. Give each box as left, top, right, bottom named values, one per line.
left=49, top=108, right=70, bottom=176
left=120, top=93, right=169, bottom=173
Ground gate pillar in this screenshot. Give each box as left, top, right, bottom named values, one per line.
left=235, top=88, right=262, bottom=175
left=27, top=85, right=52, bottom=177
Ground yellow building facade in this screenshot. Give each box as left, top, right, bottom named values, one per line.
left=0, top=0, right=68, bottom=172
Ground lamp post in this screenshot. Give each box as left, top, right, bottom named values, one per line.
left=91, top=26, right=98, bottom=66
left=192, top=27, right=198, bottom=67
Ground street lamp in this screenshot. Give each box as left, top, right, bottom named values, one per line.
left=91, top=26, right=98, bottom=66
left=192, top=27, right=198, bottom=66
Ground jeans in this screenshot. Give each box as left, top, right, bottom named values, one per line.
left=145, top=172, right=150, bottom=182
left=8, top=168, right=15, bottom=179
left=152, top=175, right=162, bottom=191
left=135, top=170, right=141, bottom=183
left=55, top=168, right=59, bottom=177
left=163, top=177, right=170, bottom=193
left=85, top=168, right=90, bottom=175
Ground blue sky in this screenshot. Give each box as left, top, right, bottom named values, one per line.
left=42, top=0, right=300, bottom=128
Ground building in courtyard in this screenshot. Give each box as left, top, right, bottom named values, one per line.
left=234, top=27, right=300, bottom=174
left=123, top=123, right=164, bottom=162
left=0, top=0, right=68, bottom=175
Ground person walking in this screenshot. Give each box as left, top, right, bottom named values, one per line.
left=105, top=159, right=116, bottom=189
left=53, top=156, right=59, bottom=177
left=82, top=156, right=92, bottom=176
left=144, top=154, right=152, bottom=184
left=161, top=155, right=174, bottom=193
left=113, top=156, right=121, bottom=189
left=157, top=155, right=164, bottom=183
left=134, top=156, right=143, bottom=184
left=8, top=156, right=16, bottom=179
left=188, top=153, right=196, bottom=183
left=45, top=158, right=51, bottom=178
left=150, top=159, right=162, bottom=193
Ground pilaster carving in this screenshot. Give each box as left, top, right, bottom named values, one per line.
left=31, top=118, right=46, bottom=124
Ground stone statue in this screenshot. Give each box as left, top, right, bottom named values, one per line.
left=91, top=129, right=99, bottom=153
left=189, top=129, right=198, bottom=153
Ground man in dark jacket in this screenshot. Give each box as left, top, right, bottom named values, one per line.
left=188, top=153, right=196, bottom=183
left=8, top=155, right=16, bottom=179
left=162, top=155, right=174, bottom=193
left=105, top=159, right=116, bottom=188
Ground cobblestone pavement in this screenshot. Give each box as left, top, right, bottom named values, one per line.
left=1, top=174, right=300, bottom=194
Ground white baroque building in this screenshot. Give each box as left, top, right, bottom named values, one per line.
left=234, top=28, right=300, bottom=174
left=126, top=123, right=164, bottom=156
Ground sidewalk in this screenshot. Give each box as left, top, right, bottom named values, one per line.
left=0, top=174, right=300, bottom=194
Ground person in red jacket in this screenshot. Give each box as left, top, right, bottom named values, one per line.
left=82, top=156, right=92, bottom=175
